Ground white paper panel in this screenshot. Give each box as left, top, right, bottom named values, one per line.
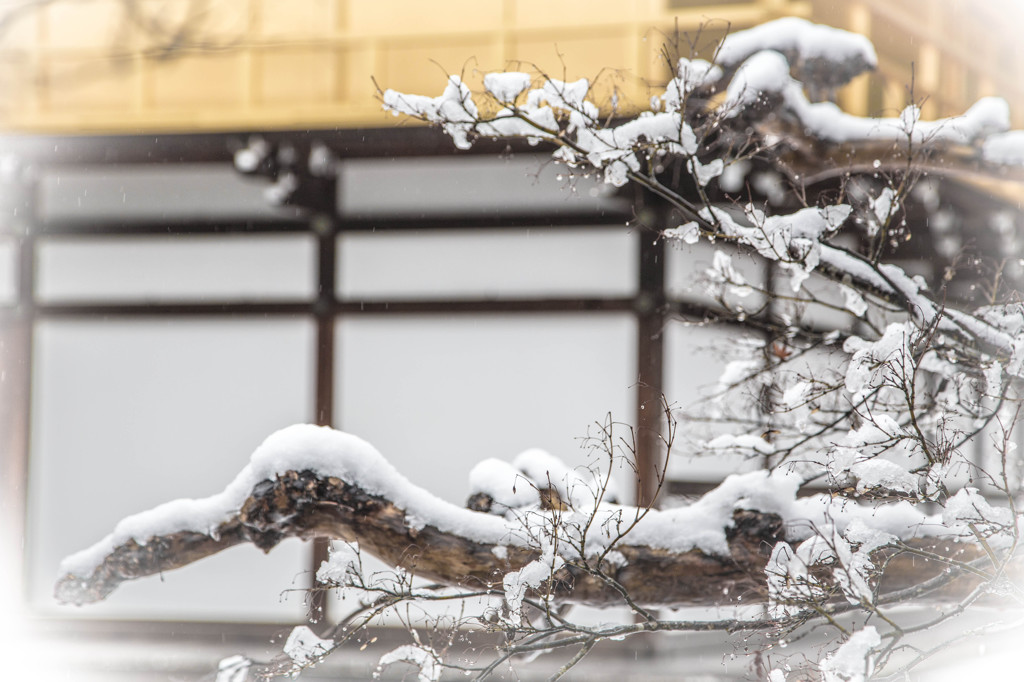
left=664, top=321, right=762, bottom=482
left=339, top=155, right=627, bottom=218
left=39, top=164, right=300, bottom=223
left=37, top=234, right=316, bottom=302
left=336, top=314, right=636, bottom=506
left=338, top=227, right=636, bottom=299
left=28, top=318, right=315, bottom=620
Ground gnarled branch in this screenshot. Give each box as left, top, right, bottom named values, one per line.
left=55, top=459, right=1007, bottom=610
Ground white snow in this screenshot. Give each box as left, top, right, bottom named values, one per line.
left=942, top=487, right=1016, bottom=549
left=377, top=645, right=441, bottom=682
left=983, top=360, right=1003, bottom=398
left=573, top=111, right=698, bottom=186
left=706, top=433, right=775, bottom=456
left=316, top=541, right=360, bottom=585
left=765, top=540, right=828, bottom=618
left=663, top=221, right=700, bottom=244
left=725, top=50, right=792, bottom=110
left=824, top=417, right=923, bottom=495
left=512, top=447, right=611, bottom=511
left=233, top=148, right=262, bottom=173
left=717, top=357, right=763, bottom=390
left=283, top=625, right=333, bottom=667
left=782, top=381, right=811, bottom=409
left=842, top=323, right=914, bottom=399
left=657, top=58, right=723, bottom=113
left=689, top=157, right=725, bottom=187
left=849, top=459, right=918, bottom=495
left=719, top=160, right=751, bottom=192
left=982, top=130, right=1024, bottom=165
left=841, top=285, right=868, bottom=317
left=717, top=17, right=877, bottom=72
left=702, top=204, right=850, bottom=292
left=870, top=187, right=896, bottom=226
left=706, top=249, right=753, bottom=298
left=216, top=655, right=251, bottom=682
left=307, top=142, right=335, bottom=178
left=382, top=75, right=480, bottom=149
left=468, top=457, right=540, bottom=510
left=263, top=172, right=298, bottom=205
left=478, top=105, right=558, bottom=144
left=625, top=468, right=806, bottom=556
left=502, top=543, right=564, bottom=621
left=820, top=626, right=880, bottom=682
left=483, top=72, right=533, bottom=102
left=527, top=78, right=592, bottom=115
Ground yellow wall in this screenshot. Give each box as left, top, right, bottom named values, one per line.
left=0, top=0, right=1019, bottom=134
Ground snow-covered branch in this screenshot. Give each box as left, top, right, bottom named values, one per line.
left=56, top=425, right=1012, bottom=612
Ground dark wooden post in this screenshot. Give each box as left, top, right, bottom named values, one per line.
left=634, top=206, right=667, bottom=508
left=309, top=171, right=338, bottom=626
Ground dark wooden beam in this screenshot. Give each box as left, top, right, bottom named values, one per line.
left=0, top=127, right=550, bottom=167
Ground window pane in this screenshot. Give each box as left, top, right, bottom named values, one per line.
left=339, top=155, right=627, bottom=218
left=338, top=227, right=636, bottom=300
left=0, top=238, right=15, bottom=305
left=37, top=234, right=316, bottom=302
left=39, top=164, right=300, bottom=224
left=336, top=314, right=636, bottom=506
left=664, top=321, right=761, bottom=482
left=28, top=318, right=315, bottom=620
left=665, top=238, right=768, bottom=310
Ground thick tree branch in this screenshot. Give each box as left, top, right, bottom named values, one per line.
left=55, top=467, right=1008, bottom=611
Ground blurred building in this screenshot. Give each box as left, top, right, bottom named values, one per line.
left=0, top=0, right=1022, bottom=132
left=0, top=1, right=1022, bottom=680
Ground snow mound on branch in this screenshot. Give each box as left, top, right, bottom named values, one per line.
left=483, top=72, right=532, bottom=102
left=382, top=75, right=479, bottom=149
left=59, top=424, right=512, bottom=578
left=706, top=433, right=775, bottom=456
left=848, top=459, right=918, bottom=495
left=725, top=50, right=793, bottom=110
left=526, top=78, right=597, bottom=130
left=629, top=469, right=804, bottom=555
left=942, top=488, right=1017, bottom=549
left=842, top=323, right=914, bottom=399
left=702, top=203, right=851, bottom=290
left=511, top=447, right=619, bottom=509
left=718, top=17, right=877, bottom=73
left=657, top=58, right=723, bottom=112
left=663, top=221, right=700, bottom=244
left=724, top=49, right=1010, bottom=145
left=502, top=543, right=564, bottom=622
left=316, top=541, right=360, bottom=585
left=377, top=645, right=441, bottom=682
left=60, top=426, right=947, bottom=582
left=284, top=626, right=333, bottom=667
left=468, top=458, right=540, bottom=510
left=574, top=110, right=698, bottom=186
left=821, top=626, right=880, bottom=682
left=767, top=520, right=897, bottom=618
left=983, top=130, right=1024, bottom=165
